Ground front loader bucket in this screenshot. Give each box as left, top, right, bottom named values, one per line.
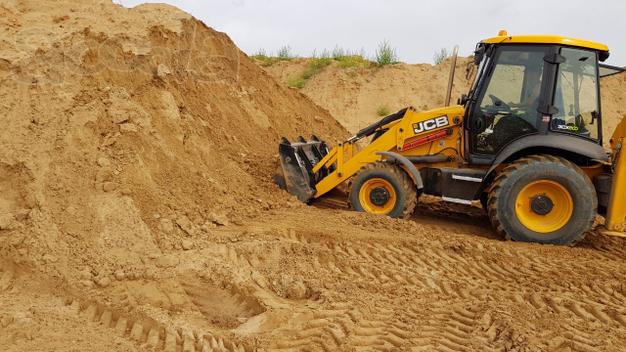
left=278, top=136, right=330, bottom=203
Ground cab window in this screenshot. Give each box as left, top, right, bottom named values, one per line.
left=473, top=46, right=546, bottom=154
left=551, top=48, right=600, bottom=140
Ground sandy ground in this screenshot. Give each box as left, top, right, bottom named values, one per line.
left=4, top=205, right=626, bottom=351
left=1, top=1, right=626, bottom=352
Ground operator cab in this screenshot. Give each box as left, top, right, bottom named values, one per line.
left=463, top=31, right=609, bottom=164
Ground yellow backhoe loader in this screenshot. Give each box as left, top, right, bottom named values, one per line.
left=277, top=31, right=626, bottom=245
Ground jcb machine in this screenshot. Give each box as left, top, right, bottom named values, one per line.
left=278, top=31, right=626, bottom=245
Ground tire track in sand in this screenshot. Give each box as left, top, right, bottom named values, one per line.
left=414, top=304, right=487, bottom=352
left=222, top=229, right=626, bottom=351
left=64, top=298, right=252, bottom=352
left=277, top=231, right=626, bottom=350
left=409, top=299, right=615, bottom=352
left=219, top=243, right=419, bottom=352
left=268, top=306, right=358, bottom=352
left=347, top=307, right=413, bottom=351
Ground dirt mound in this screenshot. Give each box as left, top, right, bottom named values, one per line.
left=264, top=58, right=626, bottom=141
left=0, top=1, right=345, bottom=350
left=0, top=0, right=345, bottom=273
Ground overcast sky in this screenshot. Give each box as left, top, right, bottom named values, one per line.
left=118, top=0, right=625, bottom=66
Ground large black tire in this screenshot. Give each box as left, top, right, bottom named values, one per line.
left=488, top=155, right=596, bottom=245
left=349, top=162, right=418, bottom=219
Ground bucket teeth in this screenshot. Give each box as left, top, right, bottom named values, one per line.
left=277, top=136, right=330, bottom=203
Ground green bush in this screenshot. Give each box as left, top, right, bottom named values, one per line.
left=288, top=57, right=333, bottom=89
left=312, top=49, right=332, bottom=59
left=376, top=105, right=391, bottom=117
left=251, top=49, right=277, bottom=67
left=375, top=41, right=398, bottom=66
left=277, top=45, right=294, bottom=60
left=253, top=46, right=375, bottom=69
left=252, top=46, right=296, bottom=66
left=303, top=58, right=332, bottom=78
left=287, top=76, right=306, bottom=89
left=332, top=46, right=347, bottom=60
left=308, top=47, right=373, bottom=69
left=254, top=48, right=268, bottom=58
left=433, top=48, right=449, bottom=65
left=336, top=55, right=370, bottom=69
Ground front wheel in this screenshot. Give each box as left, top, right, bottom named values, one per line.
left=488, top=155, right=596, bottom=245
left=349, top=162, right=418, bottom=219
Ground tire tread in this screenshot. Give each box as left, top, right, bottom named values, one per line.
left=487, top=155, right=596, bottom=245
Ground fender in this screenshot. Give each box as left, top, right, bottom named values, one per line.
left=377, top=151, right=424, bottom=190
left=479, top=134, right=608, bottom=196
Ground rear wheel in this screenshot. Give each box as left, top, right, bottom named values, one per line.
left=488, top=155, right=596, bottom=245
left=349, top=163, right=417, bottom=219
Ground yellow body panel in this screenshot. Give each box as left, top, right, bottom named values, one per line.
left=606, top=144, right=626, bottom=232
left=610, top=115, right=626, bottom=153
left=481, top=34, right=609, bottom=52
left=606, top=116, right=626, bottom=232
left=314, top=106, right=465, bottom=198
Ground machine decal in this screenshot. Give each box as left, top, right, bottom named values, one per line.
left=402, top=129, right=449, bottom=151
left=413, top=116, right=449, bottom=134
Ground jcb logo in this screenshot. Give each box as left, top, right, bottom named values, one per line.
left=413, top=116, right=449, bottom=134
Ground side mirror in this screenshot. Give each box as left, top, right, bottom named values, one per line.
left=474, top=47, right=485, bottom=65
left=458, top=94, right=469, bottom=106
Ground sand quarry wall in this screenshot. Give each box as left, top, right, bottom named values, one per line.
left=0, top=0, right=346, bottom=286
left=264, top=58, right=626, bottom=139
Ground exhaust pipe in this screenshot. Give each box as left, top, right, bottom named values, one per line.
left=445, top=45, right=460, bottom=107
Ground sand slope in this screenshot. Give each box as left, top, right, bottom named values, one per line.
left=0, top=1, right=344, bottom=350
left=0, top=0, right=345, bottom=283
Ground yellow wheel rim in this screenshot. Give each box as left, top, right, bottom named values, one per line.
left=515, top=180, right=574, bottom=234
left=358, top=178, right=397, bottom=215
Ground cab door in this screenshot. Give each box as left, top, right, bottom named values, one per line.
left=550, top=47, right=602, bottom=143
left=465, top=45, right=552, bottom=164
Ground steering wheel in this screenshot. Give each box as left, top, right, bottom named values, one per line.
left=493, top=113, right=537, bottom=134
left=489, top=94, right=511, bottom=111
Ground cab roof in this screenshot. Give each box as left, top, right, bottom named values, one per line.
left=481, top=31, right=609, bottom=52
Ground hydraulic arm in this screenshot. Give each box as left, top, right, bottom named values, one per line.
left=605, top=116, right=626, bottom=235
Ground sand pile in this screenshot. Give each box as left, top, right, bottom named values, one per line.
left=264, top=58, right=626, bottom=139
left=0, top=0, right=345, bottom=291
